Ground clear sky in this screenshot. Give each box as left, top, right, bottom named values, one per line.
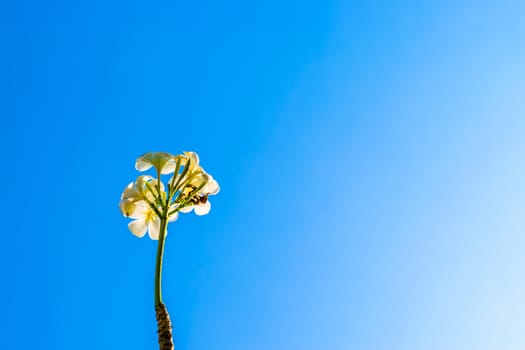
left=2, top=1, right=525, bottom=349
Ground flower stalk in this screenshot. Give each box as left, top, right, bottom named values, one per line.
left=155, top=216, right=168, bottom=306
left=155, top=216, right=174, bottom=350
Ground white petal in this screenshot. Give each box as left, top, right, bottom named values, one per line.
left=168, top=211, right=179, bottom=222
left=128, top=219, right=147, bottom=238
left=179, top=205, right=193, bottom=213
left=139, top=175, right=153, bottom=181
left=119, top=199, right=136, bottom=217
left=194, top=201, right=211, bottom=216
left=129, top=201, right=148, bottom=219
left=204, top=177, right=220, bottom=195
left=184, top=151, right=199, bottom=166
left=183, top=151, right=200, bottom=174
left=198, top=172, right=210, bottom=185
left=136, top=152, right=175, bottom=174
left=161, top=161, right=176, bottom=175
left=136, top=175, right=154, bottom=192
left=135, top=159, right=153, bottom=172
left=121, top=182, right=134, bottom=199
left=123, top=183, right=146, bottom=202
left=148, top=217, right=161, bottom=240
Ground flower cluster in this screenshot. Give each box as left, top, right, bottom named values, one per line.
left=119, top=151, right=219, bottom=239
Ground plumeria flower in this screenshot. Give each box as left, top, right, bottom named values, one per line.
left=183, top=151, right=200, bottom=174
left=119, top=175, right=165, bottom=215
left=126, top=201, right=179, bottom=239
left=119, top=175, right=152, bottom=217
left=120, top=175, right=168, bottom=238
left=127, top=201, right=161, bottom=239
left=121, top=151, right=219, bottom=236
left=136, top=152, right=177, bottom=175
left=121, top=175, right=154, bottom=201
left=179, top=173, right=220, bottom=216
left=167, top=151, right=201, bottom=193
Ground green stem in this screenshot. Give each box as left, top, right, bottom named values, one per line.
left=154, top=216, right=168, bottom=306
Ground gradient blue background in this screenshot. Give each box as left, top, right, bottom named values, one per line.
left=2, top=1, right=525, bottom=349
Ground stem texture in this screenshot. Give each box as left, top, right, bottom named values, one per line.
left=156, top=303, right=174, bottom=350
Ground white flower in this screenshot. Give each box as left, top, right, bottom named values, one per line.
left=120, top=175, right=173, bottom=239
left=183, top=151, right=200, bottom=173
left=120, top=151, right=220, bottom=238
left=180, top=173, right=220, bottom=216
left=126, top=201, right=178, bottom=240
left=127, top=201, right=161, bottom=239
left=121, top=175, right=151, bottom=199
left=119, top=175, right=166, bottom=216
left=167, top=151, right=201, bottom=191
left=120, top=176, right=151, bottom=217
left=135, top=152, right=177, bottom=175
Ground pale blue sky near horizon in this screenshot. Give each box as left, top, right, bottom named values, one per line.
left=2, top=1, right=525, bottom=349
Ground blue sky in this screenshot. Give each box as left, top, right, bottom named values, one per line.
left=2, top=1, right=525, bottom=349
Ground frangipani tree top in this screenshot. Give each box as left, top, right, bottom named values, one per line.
left=119, top=151, right=219, bottom=239
left=119, top=151, right=219, bottom=350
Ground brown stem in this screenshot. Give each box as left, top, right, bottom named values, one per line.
left=155, top=303, right=174, bottom=350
